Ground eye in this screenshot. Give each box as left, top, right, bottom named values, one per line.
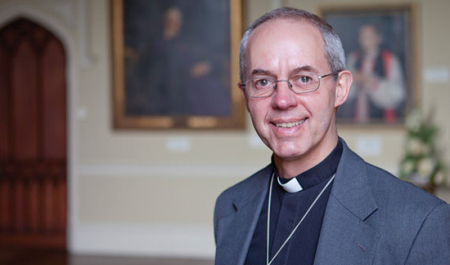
left=296, top=75, right=313, bottom=84
left=253, top=78, right=273, bottom=88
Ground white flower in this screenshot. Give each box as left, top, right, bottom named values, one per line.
left=417, top=158, right=435, bottom=177
left=406, top=109, right=422, bottom=131
left=407, top=138, right=425, bottom=155
left=402, top=160, right=415, bottom=175
left=434, top=171, right=445, bottom=185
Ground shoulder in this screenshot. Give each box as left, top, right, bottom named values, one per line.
left=214, top=165, right=271, bottom=219
left=381, top=49, right=401, bottom=64
left=360, top=160, right=448, bottom=240
left=367, top=167, right=450, bottom=262
left=215, top=165, right=271, bottom=208
left=338, top=145, right=449, bottom=254
left=365, top=163, right=450, bottom=262
left=338, top=141, right=446, bottom=224
left=366, top=163, right=444, bottom=211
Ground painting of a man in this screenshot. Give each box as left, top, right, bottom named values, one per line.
left=124, top=1, right=231, bottom=117
left=322, top=7, right=414, bottom=125
left=346, top=24, right=406, bottom=123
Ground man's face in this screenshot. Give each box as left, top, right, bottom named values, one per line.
left=164, top=8, right=183, bottom=38
left=242, top=19, right=348, bottom=170
left=359, top=25, right=381, bottom=53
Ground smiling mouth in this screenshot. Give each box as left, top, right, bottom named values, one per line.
left=275, top=119, right=306, bottom=128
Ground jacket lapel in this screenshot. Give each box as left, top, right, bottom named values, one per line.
left=314, top=141, right=380, bottom=265
left=215, top=166, right=272, bottom=265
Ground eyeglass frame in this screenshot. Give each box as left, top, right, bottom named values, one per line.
left=241, top=70, right=343, bottom=98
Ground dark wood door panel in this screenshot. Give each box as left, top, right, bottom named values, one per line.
left=42, top=38, right=67, bottom=160
left=0, top=18, right=67, bottom=249
left=0, top=46, right=10, bottom=160
left=12, top=40, right=39, bottom=160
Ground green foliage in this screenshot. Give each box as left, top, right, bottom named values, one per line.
left=399, top=109, right=447, bottom=186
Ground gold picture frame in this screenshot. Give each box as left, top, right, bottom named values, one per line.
left=112, top=0, right=245, bottom=129
left=319, top=4, right=419, bottom=126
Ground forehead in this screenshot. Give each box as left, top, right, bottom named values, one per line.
left=360, top=25, right=378, bottom=36
left=246, top=18, right=327, bottom=74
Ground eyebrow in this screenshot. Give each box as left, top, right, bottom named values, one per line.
left=290, top=66, right=318, bottom=75
left=249, top=65, right=319, bottom=78
left=249, top=69, right=275, bottom=77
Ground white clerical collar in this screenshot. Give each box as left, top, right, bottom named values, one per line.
left=277, top=177, right=303, bottom=193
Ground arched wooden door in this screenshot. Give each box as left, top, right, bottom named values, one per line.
left=0, top=18, right=67, bottom=249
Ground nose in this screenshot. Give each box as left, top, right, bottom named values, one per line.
left=271, top=80, right=298, bottom=110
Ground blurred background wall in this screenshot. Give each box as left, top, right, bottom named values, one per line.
left=0, top=0, right=449, bottom=259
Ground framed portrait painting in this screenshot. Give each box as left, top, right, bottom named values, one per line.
left=112, top=0, right=245, bottom=129
left=319, top=4, right=419, bottom=125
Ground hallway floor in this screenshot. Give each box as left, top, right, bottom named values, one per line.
left=0, top=249, right=213, bottom=265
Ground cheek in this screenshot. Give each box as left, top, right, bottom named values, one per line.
left=247, top=104, right=264, bottom=130
left=308, top=91, right=335, bottom=127
left=307, top=89, right=333, bottom=111
left=248, top=101, right=267, bottom=122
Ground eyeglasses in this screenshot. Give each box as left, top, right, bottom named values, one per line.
left=241, top=70, right=342, bottom=98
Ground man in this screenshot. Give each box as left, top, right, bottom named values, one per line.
left=214, top=7, right=450, bottom=265
left=127, top=6, right=229, bottom=116
left=344, top=24, right=405, bottom=123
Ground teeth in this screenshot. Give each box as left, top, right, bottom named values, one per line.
left=276, top=119, right=305, bottom=128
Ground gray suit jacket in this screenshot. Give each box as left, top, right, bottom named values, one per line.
left=214, top=140, right=450, bottom=265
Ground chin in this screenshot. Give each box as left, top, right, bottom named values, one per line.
left=272, top=143, right=308, bottom=161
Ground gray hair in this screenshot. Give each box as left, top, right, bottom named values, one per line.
left=239, top=7, right=346, bottom=82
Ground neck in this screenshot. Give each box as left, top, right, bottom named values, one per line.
left=274, top=134, right=338, bottom=179
left=163, top=30, right=179, bottom=40
left=363, top=47, right=379, bottom=57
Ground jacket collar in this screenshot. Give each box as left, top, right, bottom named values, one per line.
left=330, top=139, right=378, bottom=220
left=232, top=165, right=272, bottom=212
left=215, top=166, right=272, bottom=265
left=314, top=139, right=379, bottom=264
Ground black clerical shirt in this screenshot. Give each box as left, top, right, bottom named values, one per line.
left=244, top=140, right=343, bottom=265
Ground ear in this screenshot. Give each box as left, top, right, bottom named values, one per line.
left=334, top=70, right=353, bottom=108
left=238, top=82, right=250, bottom=111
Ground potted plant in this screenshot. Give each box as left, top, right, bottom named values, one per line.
left=399, top=109, right=447, bottom=193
